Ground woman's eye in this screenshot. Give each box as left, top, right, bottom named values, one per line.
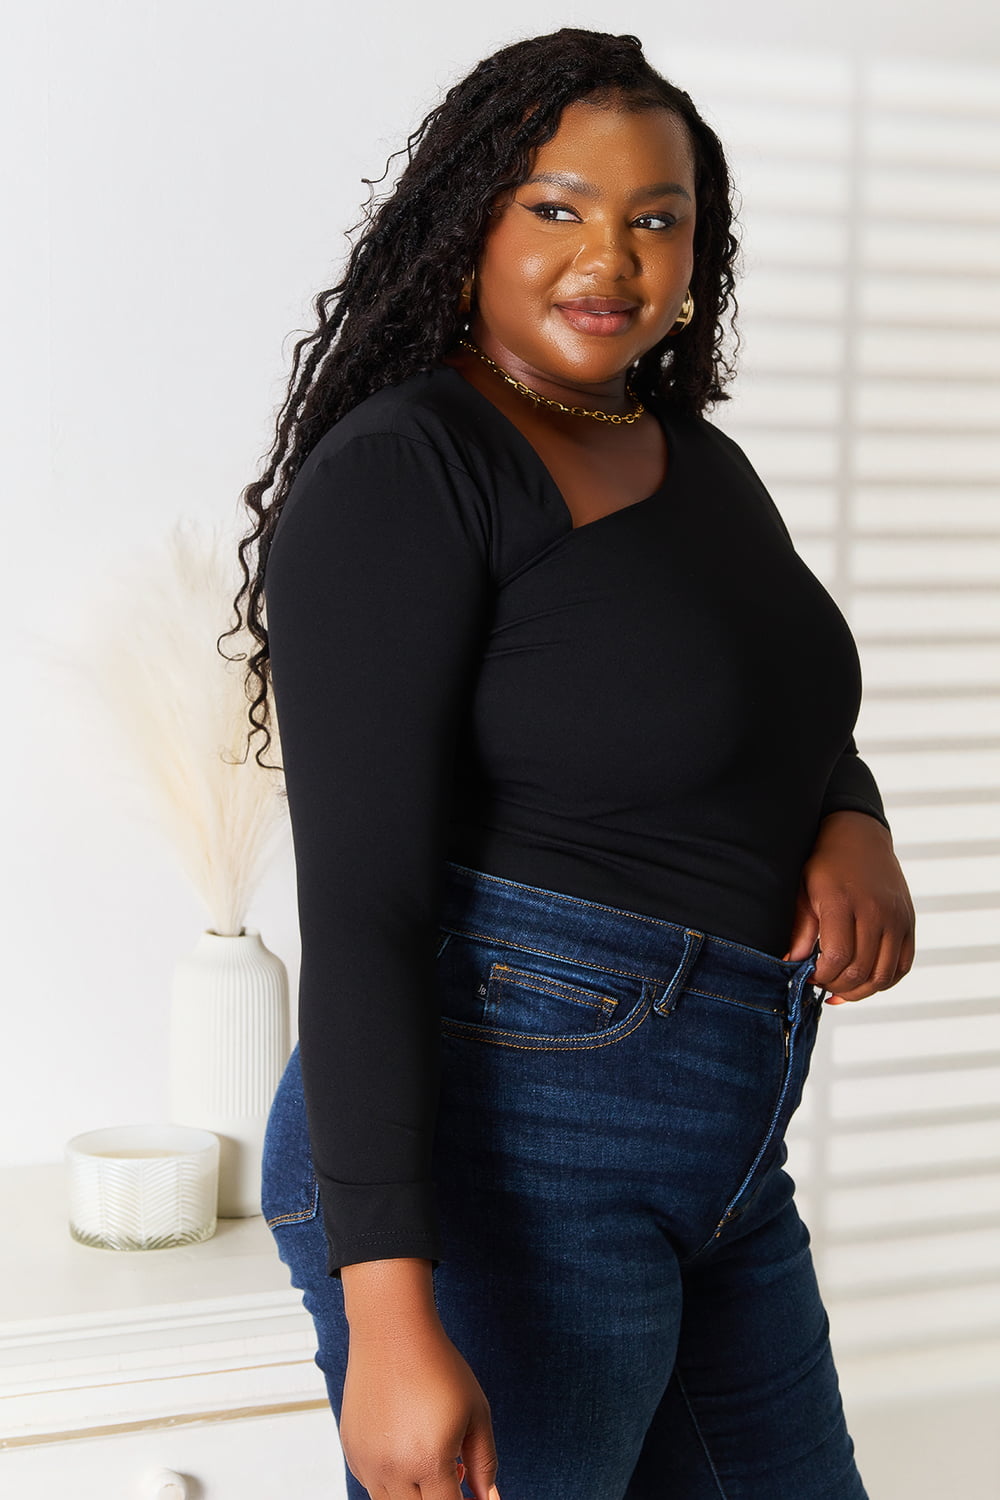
left=529, top=202, right=578, bottom=222
left=527, top=203, right=676, bottom=230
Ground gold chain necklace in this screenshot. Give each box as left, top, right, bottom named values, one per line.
left=457, top=337, right=645, bottom=426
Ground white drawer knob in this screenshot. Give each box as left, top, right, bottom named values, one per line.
left=141, top=1469, right=188, bottom=1500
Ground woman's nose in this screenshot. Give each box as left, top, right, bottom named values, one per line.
left=571, top=226, right=638, bottom=276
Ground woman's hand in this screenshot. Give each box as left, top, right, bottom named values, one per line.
left=781, top=810, right=916, bottom=1004
left=340, top=1313, right=500, bottom=1500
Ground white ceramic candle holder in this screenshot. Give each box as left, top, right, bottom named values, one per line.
left=65, top=1123, right=220, bottom=1250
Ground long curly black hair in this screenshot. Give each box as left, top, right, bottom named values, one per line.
left=219, top=27, right=741, bottom=770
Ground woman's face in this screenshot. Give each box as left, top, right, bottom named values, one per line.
left=469, top=98, right=697, bottom=402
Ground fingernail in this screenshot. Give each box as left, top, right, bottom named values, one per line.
left=489, top=1487, right=501, bottom=1500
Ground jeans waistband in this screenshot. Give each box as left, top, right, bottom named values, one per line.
left=440, top=861, right=823, bottom=1019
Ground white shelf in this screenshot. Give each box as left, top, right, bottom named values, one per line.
left=0, top=1162, right=329, bottom=1449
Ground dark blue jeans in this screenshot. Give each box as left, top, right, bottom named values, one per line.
left=262, top=860, right=868, bottom=1500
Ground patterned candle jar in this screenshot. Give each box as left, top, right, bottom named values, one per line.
left=65, top=1123, right=219, bottom=1250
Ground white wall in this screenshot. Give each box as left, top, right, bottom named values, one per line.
left=6, top=4, right=999, bottom=1496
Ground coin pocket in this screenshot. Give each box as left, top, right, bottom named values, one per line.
left=437, top=930, right=647, bottom=1048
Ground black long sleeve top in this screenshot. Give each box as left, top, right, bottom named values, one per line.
left=263, top=361, right=890, bottom=1278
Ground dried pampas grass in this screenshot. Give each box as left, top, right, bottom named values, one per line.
left=68, top=517, right=288, bottom=935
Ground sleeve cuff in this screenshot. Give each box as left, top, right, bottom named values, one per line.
left=316, top=1175, right=443, bottom=1280
left=820, top=741, right=891, bottom=834
left=819, top=798, right=892, bottom=833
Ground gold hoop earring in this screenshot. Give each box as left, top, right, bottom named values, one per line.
left=667, top=289, right=694, bottom=334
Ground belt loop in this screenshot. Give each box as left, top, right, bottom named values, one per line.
left=787, top=945, right=821, bottom=1022
left=653, top=929, right=705, bottom=1016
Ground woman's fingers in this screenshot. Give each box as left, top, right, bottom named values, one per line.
left=894, top=924, right=917, bottom=987
left=799, top=810, right=916, bottom=1005
left=820, top=915, right=917, bottom=1003
left=812, top=902, right=886, bottom=1002
left=417, top=1463, right=466, bottom=1500
left=418, top=1464, right=500, bottom=1500
left=812, top=904, right=864, bottom=998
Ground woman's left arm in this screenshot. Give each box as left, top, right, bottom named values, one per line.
left=782, top=809, right=917, bottom=1005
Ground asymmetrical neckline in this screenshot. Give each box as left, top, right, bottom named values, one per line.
left=435, top=361, right=675, bottom=533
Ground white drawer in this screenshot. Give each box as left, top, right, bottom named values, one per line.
left=1, top=1407, right=348, bottom=1500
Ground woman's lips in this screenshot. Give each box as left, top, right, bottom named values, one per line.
left=555, top=304, right=636, bottom=336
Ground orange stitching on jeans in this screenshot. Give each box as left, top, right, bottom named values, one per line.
left=682, top=985, right=785, bottom=1015
left=490, top=963, right=620, bottom=1014
left=265, top=1178, right=319, bottom=1229
left=266, top=1205, right=317, bottom=1227
left=441, top=923, right=653, bottom=984
left=440, top=994, right=651, bottom=1050
left=443, top=863, right=799, bottom=971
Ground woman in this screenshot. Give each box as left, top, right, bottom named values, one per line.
left=228, top=28, right=915, bottom=1500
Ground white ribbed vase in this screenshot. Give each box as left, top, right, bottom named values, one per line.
left=168, top=927, right=289, bottom=1217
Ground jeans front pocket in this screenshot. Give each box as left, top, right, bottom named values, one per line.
left=436, top=929, right=651, bottom=1050
left=260, top=1043, right=320, bottom=1228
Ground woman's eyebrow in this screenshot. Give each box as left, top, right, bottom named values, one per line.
left=523, top=171, right=692, bottom=202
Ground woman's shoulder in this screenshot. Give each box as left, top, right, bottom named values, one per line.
left=306, top=364, right=487, bottom=478
left=293, top=364, right=571, bottom=581
left=270, top=366, right=504, bottom=579
left=679, top=407, right=795, bottom=546
left=662, top=400, right=771, bottom=484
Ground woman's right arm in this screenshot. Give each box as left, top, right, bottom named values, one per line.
left=341, top=1257, right=498, bottom=1499
left=264, top=427, right=499, bottom=1498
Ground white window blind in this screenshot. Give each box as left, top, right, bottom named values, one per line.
left=665, top=45, right=1000, bottom=1400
